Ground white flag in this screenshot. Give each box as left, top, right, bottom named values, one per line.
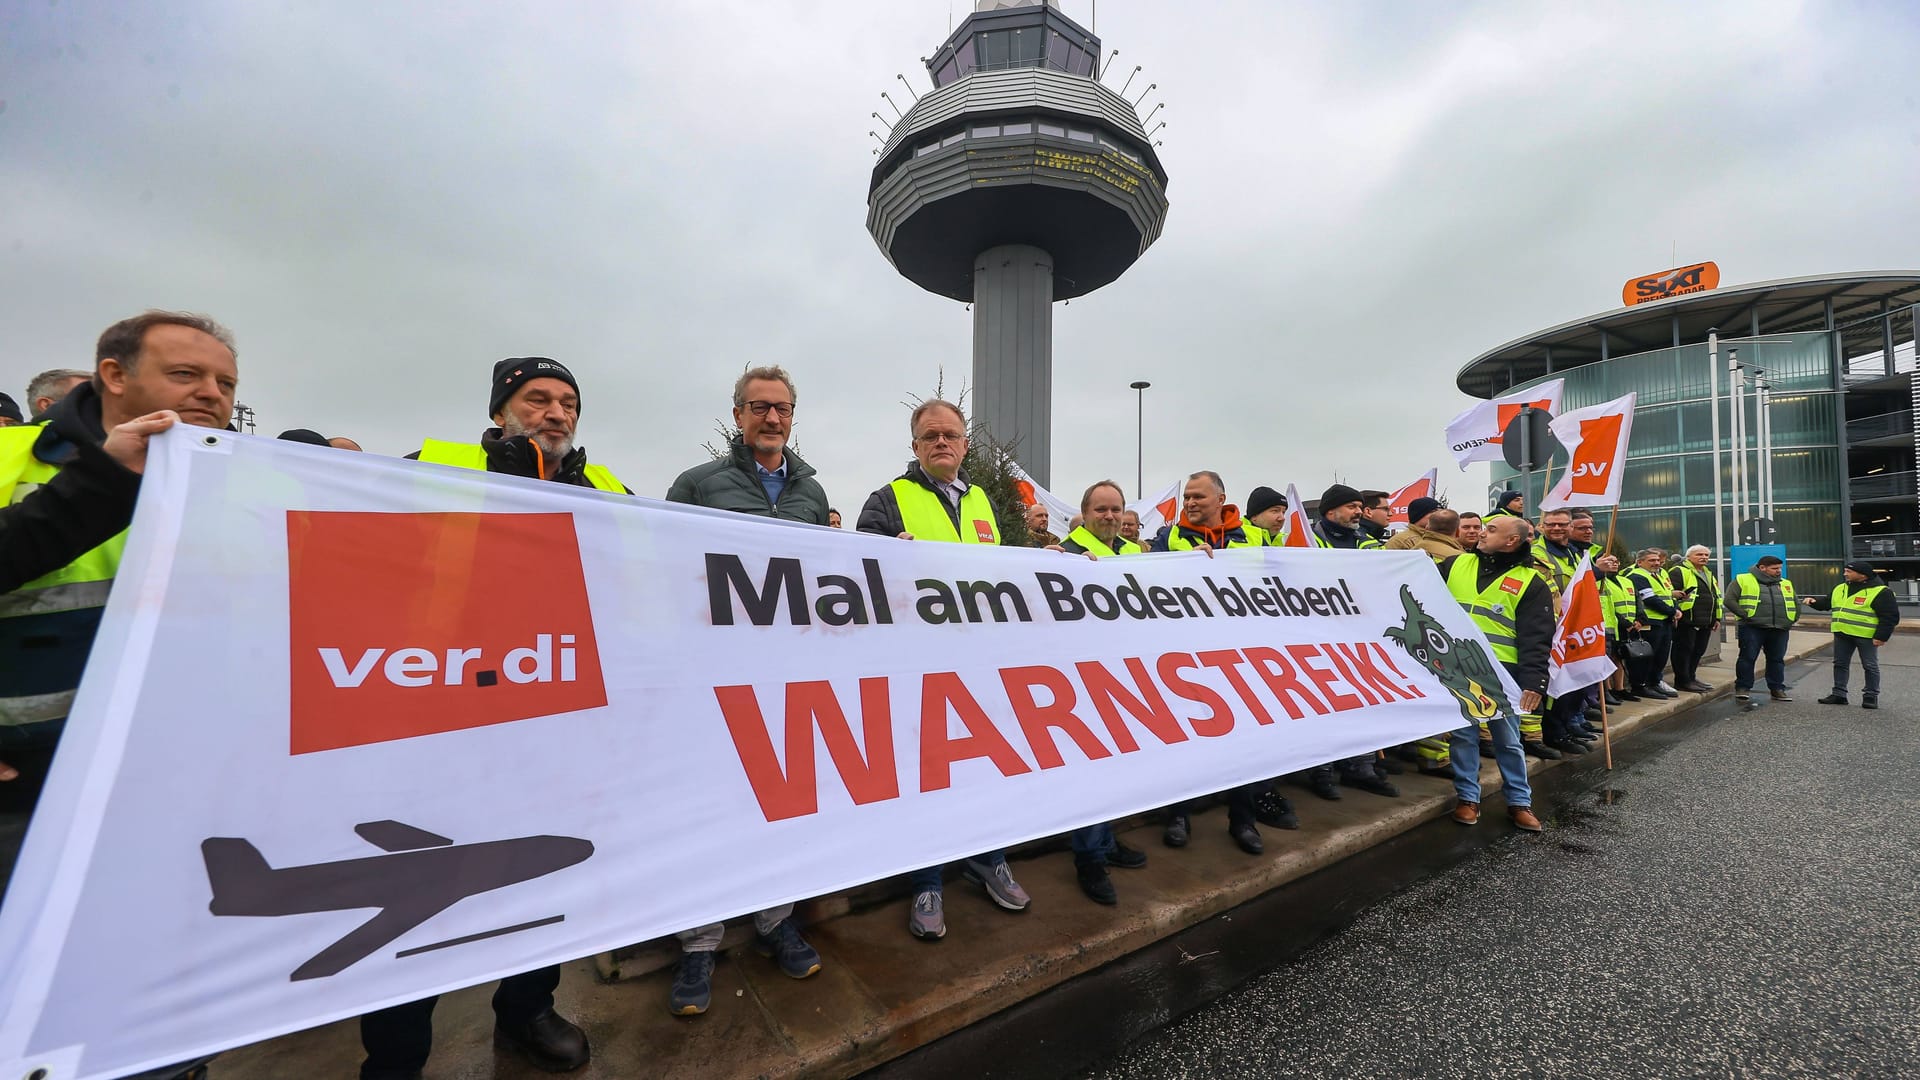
left=1539, top=393, right=1636, bottom=511
left=1445, top=379, right=1565, bottom=469
left=1385, top=468, right=1439, bottom=531
left=1007, top=460, right=1076, bottom=538
left=1547, top=554, right=1618, bottom=697
left=1126, top=479, right=1180, bottom=536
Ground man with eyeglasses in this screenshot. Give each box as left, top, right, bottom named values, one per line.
left=662, top=365, right=829, bottom=1017
left=857, top=399, right=1033, bottom=940
left=667, top=366, right=829, bottom=525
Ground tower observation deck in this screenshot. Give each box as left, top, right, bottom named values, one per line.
left=867, top=0, right=1171, bottom=486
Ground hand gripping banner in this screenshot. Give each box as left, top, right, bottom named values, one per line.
left=2, top=432, right=1520, bottom=1079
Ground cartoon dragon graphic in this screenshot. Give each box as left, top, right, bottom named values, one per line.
left=1381, top=584, right=1514, bottom=725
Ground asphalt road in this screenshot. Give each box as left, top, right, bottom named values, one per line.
left=1078, top=643, right=1920, bottom=1080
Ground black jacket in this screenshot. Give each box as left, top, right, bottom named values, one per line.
left=0, top=383, right=140, bottom=594
left=408, top=428, right=633, bottom=492
left=665, top=437, right=829, bottom=524
left=1313, top=516, right=1364, bottom=550
left=1437, top=547, right=1554, bottom=695
left=858, top=461, right=980, bottom=539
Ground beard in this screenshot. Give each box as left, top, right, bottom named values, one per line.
left=500, top=413, right=575, bottom=460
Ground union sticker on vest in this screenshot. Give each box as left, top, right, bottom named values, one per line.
left=1499, top=575, right=1524, bottom=595
left=973, top=519, right=995, bottom=544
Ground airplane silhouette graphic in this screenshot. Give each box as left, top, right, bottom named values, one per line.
left=202, top=820, right=593, bottom=981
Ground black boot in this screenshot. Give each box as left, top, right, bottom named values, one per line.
left=1075, top=858, right=1117, bottom=905
left=1162, top=814, right=1190, bottom=848
left=1523, top=741, right=1562, bottom=760
left=495, top=1008, right=590, bottom=1072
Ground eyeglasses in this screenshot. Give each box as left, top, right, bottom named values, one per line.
left=915, top=431, right=965, bottom=446
left=742, top=401, right=794, bottom=418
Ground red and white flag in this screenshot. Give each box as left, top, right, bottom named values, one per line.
left=1540, top=392, right=1636, bottom=510
left=1385, top=468, right=1439, bottom=530
left=1274, top=483, right=1319, bottom=548
left=1127, top=479, right=1181, bottom=536
left=1445, top=379, right=1565, bottom=469
left=1548, top=553, right=1617, bottom=697
left=1008, top=461, right=1077, bottom=537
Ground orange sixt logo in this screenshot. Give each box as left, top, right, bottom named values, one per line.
left=286, top=512, right=607, bottom=754
left=1623, top=261, right=1719, bottom=306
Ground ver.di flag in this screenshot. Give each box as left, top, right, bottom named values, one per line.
left=1385, top=468, right=1438, bottom=530
left=1127, top=478, right=1180, bottom=536
left=1444, top=379, right=1565, bottom=469
left=0, top=431, right=1524, bottom=1080
left=1548, top=553, right=1617, bottom=697
left=1008, top=460, right=1076, bottom=538
left=1539, top=392, right=1636, bottom=511
left=1274, top=483, right=1317, bottom=547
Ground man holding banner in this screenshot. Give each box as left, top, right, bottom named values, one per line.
left=1437, top=516, right=1547, bottom=832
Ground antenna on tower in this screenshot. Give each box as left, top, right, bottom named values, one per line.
left=1119, top=65, right=1141, bottom=96
left=880, top=91, right=904, bottom=119
left=872, top=111, right=893, bottom=132
left=1133, top=82, right=1156, bottom=107
left=897, top=73, right=920, bottom=101
left=1099, top=49, right=1118, bottom=82
left=1142, top=101, right=1164, bottom=125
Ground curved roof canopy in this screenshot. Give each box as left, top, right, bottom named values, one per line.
left=1457, top=272, right=1920, bottom=398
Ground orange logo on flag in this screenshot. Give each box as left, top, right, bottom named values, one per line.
left=1569, top=414, right=1625, bottom=495
left=1491, top=400, right=1554, bottom=444
left=1013, top=480, right=1038, bottom=507
left=1552, top=570, right=1609, bottom=666
left=286, top=511, right=607, bottom=754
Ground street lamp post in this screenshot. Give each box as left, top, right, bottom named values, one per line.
left=1130, top=380, right=1151, bottom=496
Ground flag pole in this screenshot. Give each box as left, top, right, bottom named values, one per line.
left=1600, top=688, right=1613, bottom=769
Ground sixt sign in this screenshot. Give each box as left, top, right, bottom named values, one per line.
left=1622, top=261, right=1720, bottom=306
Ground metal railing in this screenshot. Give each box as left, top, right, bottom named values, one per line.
left=1845, top=411, right=1914, bottom=441
left=1852, top=532, right=1920, bottom=559
left=1848, top=470, right=1918, bottom=500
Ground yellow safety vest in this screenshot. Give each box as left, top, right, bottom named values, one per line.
left=1624, top=567, right=1672, bottom=622
left=1671, top=563, right=1712, bottom=613
left=0, top=424, right=126, bottom=729
left=1445, top=554, right=1539, bottom=665
left=1062, top=526, right=1141, bottom=557
left=1830, top=583, right=1886, bottom=639
left=1530, top=539, right=1578, bottom=592
left=1164, top=522, right=1267, bottom=551
left=891, top=478, right=1000, bottom=544
left=1728, top=572, right=1797, bottom=621
left=1598, top=574, right=1636, bottom=634
left=417, top=439, right=626, bottom=493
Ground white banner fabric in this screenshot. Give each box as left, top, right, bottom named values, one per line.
left=1126, top=479, right=1180, bottom=536
left=1539, top=392, right=1637, bottom=511
left=1444, top=379, right=1565, bottom=469
left=0, top=433, right=1529, bottom=1079
left=1008, top=460, right=1076, bottom=538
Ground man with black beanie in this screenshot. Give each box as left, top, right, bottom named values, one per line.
left=1244, top=485, right=1288, bottom=542
left=0, top=393, right=23, bottom=426
left=373, top=359, right=615, bottom=1077
left=1808, top=561, right=1898, bottom=709
left=1310, top=483, right=1366, bottom=549
left=1488, top=490, right=1525, bottom=519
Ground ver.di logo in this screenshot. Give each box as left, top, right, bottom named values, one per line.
left=286, top=511, right=608, bottom=753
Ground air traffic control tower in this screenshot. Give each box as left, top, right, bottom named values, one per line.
left=867, top=0, right=1170, bottom=486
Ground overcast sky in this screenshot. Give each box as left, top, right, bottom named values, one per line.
left=5, top=0, right=1917, bottom=509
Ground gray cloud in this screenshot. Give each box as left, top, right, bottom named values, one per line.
left=3, top=0, right=1916, bottom=510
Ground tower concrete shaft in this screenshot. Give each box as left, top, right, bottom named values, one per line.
left=972, top=245, right=1054, bottom=486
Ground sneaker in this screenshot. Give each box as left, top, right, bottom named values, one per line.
left=754, top=918, right=822, bottom=979
left=1162, top=814, right=1190, bottom=847
left=1108, top=839, right=1149, bottom=869
left=1341, top=772, right=1400, bottom=798
left=1253, top=789, right=1300, bottom=830
left=908, top=889, right=945, bottom=940
left=1075, top=859, right=1117, bottom=905
left=1770, top=689, right=1792, bottom=702
left=669, top=951, right=716, bottom=1015
left=1818, top=694, right=1848, bottom=705
left=963, top=858, right=1031, bottom=911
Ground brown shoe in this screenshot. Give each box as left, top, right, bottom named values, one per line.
left=1508, top=807, right=1543, bottom=832
left=1452, top=801, right=1480, bottom=826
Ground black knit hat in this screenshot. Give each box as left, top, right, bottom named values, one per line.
left=0, top=394, right=21, bottom=424
left=1246, top=486, right=1287, bottom=517
left=1320, top=483, right=1364, bottom=511
left=490, top=358, right=580, bottom=419
left=1495, top=490, right=1523, bottom=512
left=1842, top=561, right=1874, bottom=576
left=276, top=428, right=329, bottom=446
left=1406, top=496, right=1443, bottom=524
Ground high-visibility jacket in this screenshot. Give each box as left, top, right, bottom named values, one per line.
left=1624, top=567, right=1673, bottom=621
left=1598, top=573, right=1637, bottom=636
left=1444, top=553, right=1540, bottom=665
left=1163, top=521, right=1265, bottom=551
left=1728, top=572, right=1797, bottom=622
left=0, top=424, right=124, bottom=731
left=1830, top=583, right=1887, bottom=639
left=417, top=439, right=626, bottom=493
left=1530, top=539, right=1578, bottom=592
left=891, top=478, right=1000, bottom=544
left=1060, top=526, right=1141, bottom=557
left=1670, top=563, right=1712, bottom=614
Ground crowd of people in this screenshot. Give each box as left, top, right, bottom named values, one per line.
left=0, top=310, right=1901, bottom=1080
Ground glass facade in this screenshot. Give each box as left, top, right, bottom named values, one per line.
left=1489, top=331, right=1846, bottom=593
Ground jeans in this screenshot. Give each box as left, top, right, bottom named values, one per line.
left=1070, top=822, right=1117, bottom=865
left=361, top=966, right=560, bottom=1077
left=1832, top=634, right=1881, bottom=696
left=1735, top=624, right=1790, bottom=692
left=909, top=850, right=1005, bottom=894
left=676, top=904, right=793, bottom=952
left=1632, top=622, right=1673, bottom=688
left=1670, top=620, right=1712, bottom=686
left=1450, top=708, right=1531, bottom=809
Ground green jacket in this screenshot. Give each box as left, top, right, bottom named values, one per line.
left=666, top=438, right=830, bottom=525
